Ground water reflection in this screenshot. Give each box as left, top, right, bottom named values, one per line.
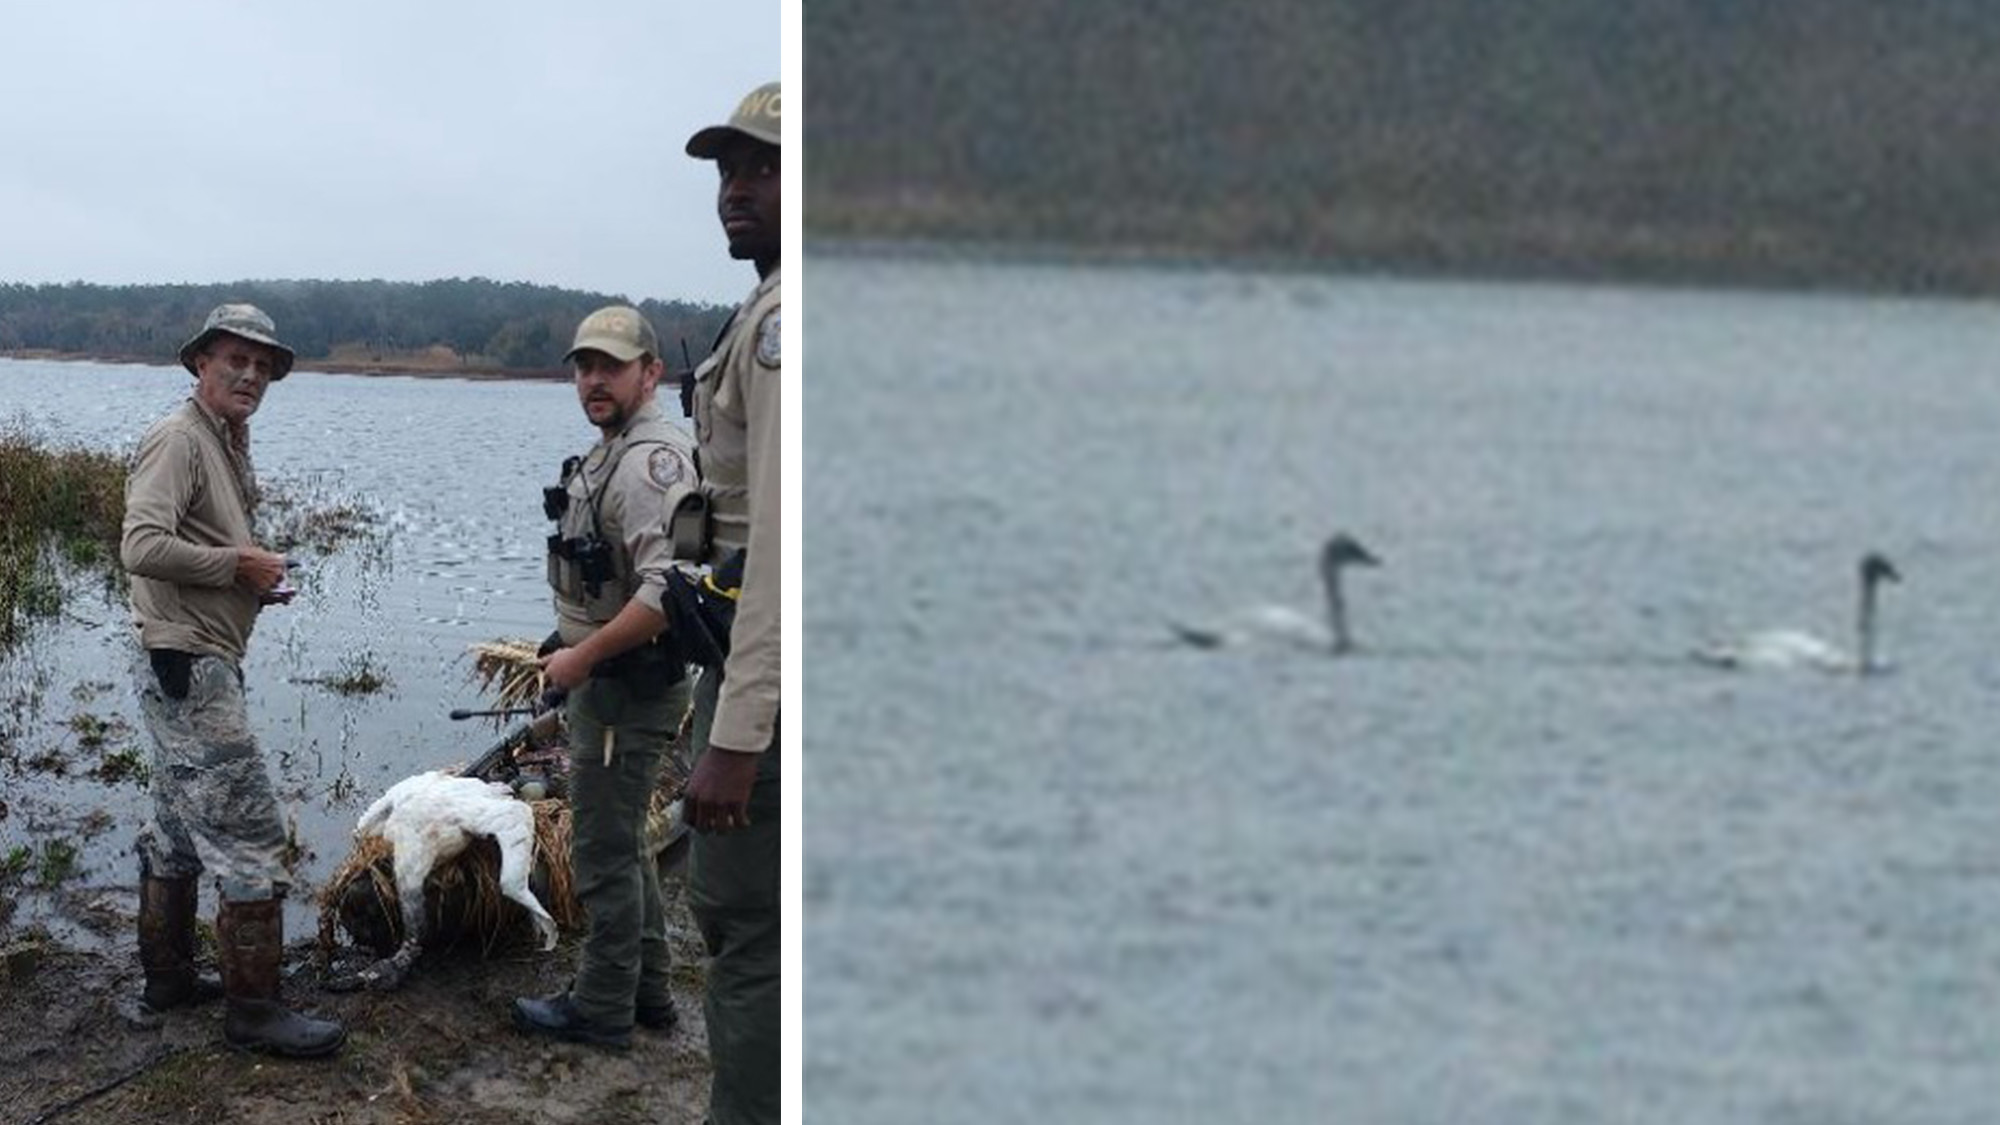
left=0, top=358, right=592, bottom=944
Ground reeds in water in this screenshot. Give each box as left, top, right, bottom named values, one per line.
left=0, top=427, right=127, bottom=650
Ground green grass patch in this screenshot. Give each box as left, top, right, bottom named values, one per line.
left=305, top=651, right=393, bottom=697
left=91, top=744, right=150, bottom=786
left=34, top=838, right=79, bottom=886
left=0, top=426, right=127, bottom=650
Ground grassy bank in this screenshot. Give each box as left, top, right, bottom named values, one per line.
left=0, top=427, right=126, bottom=650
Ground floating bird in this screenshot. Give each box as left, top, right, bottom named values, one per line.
left=1169, top=532, right=1382, bottom=655
left=1693, top=552, right=1901, bottom=674
left=349, top=770, right=558, bottom=989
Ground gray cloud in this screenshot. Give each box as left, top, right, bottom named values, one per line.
left=0, top=0, right=777, bottom=304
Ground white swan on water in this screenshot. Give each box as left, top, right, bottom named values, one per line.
left=1693, top=552, right=1901, bottom=674
left=1169, top=533, right=1381, bottom=655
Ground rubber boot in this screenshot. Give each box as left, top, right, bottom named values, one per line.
left=216, top=897, right=346, bottom=1058
left=137, top=867, right=223, bottom=1012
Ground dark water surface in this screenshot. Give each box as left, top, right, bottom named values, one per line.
left=804, top=255, right=2000, bottom=1123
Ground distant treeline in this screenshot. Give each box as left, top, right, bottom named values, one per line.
left=0, top=278, right=733, bottom=373
left=807, top=0, right=2000, bottom=293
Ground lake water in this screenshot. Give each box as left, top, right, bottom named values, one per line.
left=803, top=253, right=2000, bottom=1123
left=0, top=358, right=597, bottom=940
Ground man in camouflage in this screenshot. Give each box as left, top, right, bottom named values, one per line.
left=682, top=80, right=783, bottom=1125
left=122, top=303, right=344, bottom=1057
left=515, top=305, right=700, bottom=1049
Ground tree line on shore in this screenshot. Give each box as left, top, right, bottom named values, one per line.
left=807, top=0, right=2000, bottom=293
left=0, top=278, right=732, bottom=374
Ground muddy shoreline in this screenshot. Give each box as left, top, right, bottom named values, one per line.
left=0, top=877, right=714, bottom=1125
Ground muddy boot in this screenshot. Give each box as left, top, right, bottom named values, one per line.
left=137, top=866, right=223, bottom=1013
left=216, top=897, right=345, bottom=1058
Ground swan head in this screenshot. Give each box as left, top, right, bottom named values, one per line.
left=1859, top=552, right=1900, bottom=587
left=1321, top=533, right=1381, bottom=574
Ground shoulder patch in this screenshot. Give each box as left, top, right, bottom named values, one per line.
left=755, top=308, right=780, bottom=368
left=647, top=446, right=694, bottom=491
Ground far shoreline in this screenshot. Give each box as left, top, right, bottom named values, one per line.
left=0, top=349, right=567, bottom=383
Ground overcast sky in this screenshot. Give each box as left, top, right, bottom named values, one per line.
left=0, top=1, right=777, bottom=306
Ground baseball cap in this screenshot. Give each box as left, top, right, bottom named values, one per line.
left=564, top=305, right=660, bottom=364
left=178, top=303, right=296, bottom=380
left=685, top=81, right=781, bottom=158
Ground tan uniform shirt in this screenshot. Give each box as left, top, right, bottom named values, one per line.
left=692, top=267, right=781, bottom=752
left=549, top=399, right=699, bottom=645
left=121, top=398, right=264, bottom=661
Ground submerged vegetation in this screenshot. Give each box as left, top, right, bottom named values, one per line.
left=300, top=651, right=393, bottom=698
left=0, top=839, right=81, bottom=889
left=260, top=478, right=385, bottom=558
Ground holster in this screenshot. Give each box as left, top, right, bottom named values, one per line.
left=667, top=492, right=712, bottom=563
left=594, top=640, right=685, bottom=697
left=149, top=649, right=193, bottom=701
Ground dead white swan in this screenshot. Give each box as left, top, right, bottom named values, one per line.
left=350, top=770, right=558, bottom=988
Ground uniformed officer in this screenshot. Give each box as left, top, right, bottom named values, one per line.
left=683, top=80, right=782, bottom=1125
left=513, top=305, right=701, bottom=1049
left=123, top=303, right=345, bottom=1057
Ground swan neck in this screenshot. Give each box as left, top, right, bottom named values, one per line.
left=1856, top=575, right=1878, bottom=674
left=1325, top=566, right=1352, bottom=653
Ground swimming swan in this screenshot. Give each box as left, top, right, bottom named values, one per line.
left=1693, top=552, right=1900, bottom=674
left=1169, top=533, right=1382, bottom=654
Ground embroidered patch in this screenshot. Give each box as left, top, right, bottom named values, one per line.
left=755, top=309, right=780, bottom=368
left=648, top=447, right=692, bottom=490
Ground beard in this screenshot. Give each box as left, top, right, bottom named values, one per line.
left=585, top=396, right=627, bottom=430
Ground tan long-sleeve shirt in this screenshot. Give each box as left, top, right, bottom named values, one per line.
left=693, top=267, right=782, bottom=752
left=121, top=398, right=264, bottom=661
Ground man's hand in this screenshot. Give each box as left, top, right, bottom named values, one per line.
left=684, top=746, right=759, bottom=834
left=235, top=547, right=287, bottom=594
left=538, top=646, right=594, bottom=692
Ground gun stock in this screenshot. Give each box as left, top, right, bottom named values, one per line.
left=458, top=707, right=561, bottom=780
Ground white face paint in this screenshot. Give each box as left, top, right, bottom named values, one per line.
left=195, top=342, right=279, bottom=424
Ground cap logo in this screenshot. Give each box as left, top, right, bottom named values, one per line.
left=736, top=86, right=780, bottom=126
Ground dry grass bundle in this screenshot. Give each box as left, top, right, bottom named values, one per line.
left=315, top=637, right=696, bottom=965
left=316, top=798, right=579, bottom=959
left=468, top=639, right=546, bottom=716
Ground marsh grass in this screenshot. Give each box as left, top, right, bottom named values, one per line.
left=0, top=845, right=28, bottom=882
left=0, top=427, right=126, bottom=651
left=34, top=838, right=79, bottom=887
left=259, top=475, right=384, bottom=558
left=300, top=651, right=393, bottom=697
left=90, top=744, right=150, bottom=787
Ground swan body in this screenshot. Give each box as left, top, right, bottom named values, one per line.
left=1693, top=552, right=1900, bottom=675
left=1169, top=533, right=1380, bottom=655
left=350, top=770, right=558, bottom=989
left=1694, top=628, right=1852, bottom=671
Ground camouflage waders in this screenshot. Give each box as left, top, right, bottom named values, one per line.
left=132, top=650, right=288, bottom=902
left=133, top=648, right=343, bottom=1056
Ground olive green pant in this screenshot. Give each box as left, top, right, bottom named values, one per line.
left=688, top=668, right=781, bottom=1125
left=564, top=672, right=689, bottom=1026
